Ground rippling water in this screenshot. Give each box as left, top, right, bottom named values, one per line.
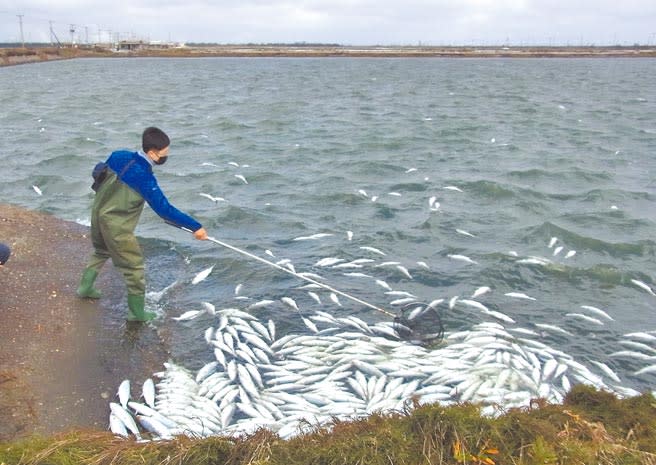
left=1, top=57, right=655, bottom=392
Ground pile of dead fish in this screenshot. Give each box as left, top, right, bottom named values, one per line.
left=108, top=306, right=644, bottom=440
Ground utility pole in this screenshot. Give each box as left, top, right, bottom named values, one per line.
left=69, top=24, right=76, bottom=47
left=85, top=26, right=89, bottom=45
left=17, top=14, right=25, bottom=48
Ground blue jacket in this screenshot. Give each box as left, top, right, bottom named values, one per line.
left=106, top=150, right=202, bottom=232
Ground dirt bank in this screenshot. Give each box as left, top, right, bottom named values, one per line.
left=0, top=203, right=170, bottom=441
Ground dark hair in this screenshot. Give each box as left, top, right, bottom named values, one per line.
left=142, top=127, right=170, bottom=152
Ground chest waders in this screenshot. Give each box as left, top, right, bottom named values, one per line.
left=77, top=168, right=155, bottom=322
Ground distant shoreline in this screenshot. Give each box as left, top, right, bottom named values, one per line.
left=2, top=44, right=655, bottom=66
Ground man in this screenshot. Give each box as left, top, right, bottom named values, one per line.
left=77, top=127, right=208, bottom=321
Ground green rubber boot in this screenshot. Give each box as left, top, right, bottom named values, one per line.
left=76, top=268, right=102, bottom=299
left=127, top=294, right=156, bottom=322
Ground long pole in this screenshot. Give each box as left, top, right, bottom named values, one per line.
left=17, top=15, right=24, bottom=48
left=206, top=235, right=396, bottom=317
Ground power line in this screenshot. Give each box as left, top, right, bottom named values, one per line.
left=17, top=14, right=24, bottom=47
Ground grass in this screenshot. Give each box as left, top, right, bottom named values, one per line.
left=2, top=385, right=656, bottom=465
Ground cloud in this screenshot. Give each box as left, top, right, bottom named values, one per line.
left=2, top=0, right=655, bottom=45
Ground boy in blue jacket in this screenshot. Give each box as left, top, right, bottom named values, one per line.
left=77, top=127, right=208, bottom=321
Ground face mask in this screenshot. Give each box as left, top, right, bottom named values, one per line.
left=154, top=156, right=168, bottom=165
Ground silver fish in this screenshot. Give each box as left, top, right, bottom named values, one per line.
left=191, top=265, right=214, bottom=285
left=447, top=254, right=477, bottom=265
left=631, top=279, right=656, bottom=296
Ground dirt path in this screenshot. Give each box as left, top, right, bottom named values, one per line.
left=0, top=203, right=170, bottom=441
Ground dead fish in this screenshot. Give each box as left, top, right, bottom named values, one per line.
left=234, top=174, right=248, bottom=184
left=32, top=185, right=43, bottom=196
left=548, top=237, right=558, bottom=248
left=505, top=292, right=536, bottom=301
left=307, top=291, right=322, bottom=304
left=359, top=246, right=386, bottom=256
left=565, top=250, right=576, bottom=259
left=172, top=309, right=204, bottom=321
left=199, top=193, right=226, bottom=203
left=117, top=379, right=130, bottom=408
left=248, top=299, right=275, bottom=310
left=330, top=293, right=342, bottom=307
left=447, top=254, right=478, bottom=265
left=471, top=286, right=491, bottom=299
left=281, top=297, right=299, bottom=311
left=443, top=185, right=463, bottom=192
left=456, top=229, right=476, bottom=238
left=192, top=265, right=214, bottom=285
left=580, top=305, right=614, bottom=321
left=631, top=279, right=656, bottom=296
left=396, top=265, right=413, bottom=279
left=375, top=279, right=392, bottom=291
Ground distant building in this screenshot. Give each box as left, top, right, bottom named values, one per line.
left=117, top=40, right=178, bottom=51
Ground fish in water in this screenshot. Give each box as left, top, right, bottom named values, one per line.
left=631, top=279, right=656, bottom=296
left=199, top=193, right=226, bottom=203
left=293, top=233, right=334, bottom=241
left=443, top=186, right=463, bottom=192
left=281, top=297, right=299, bottom=311
left=447, top=254, right=478, bottom=265
left=504, top=292, right=536, bottom=301
left=32, top=185, right=43, bottom=196
left=456, top=229, right=476, bottom=238
left=359, top=246, right=386, bottom=256
left=548, top=237, right=558, bottom=248
left=234, top=174, right=248, bottom=184
left=471, top=286, right=491, bottom=299
left=192, top=265, right=215, bottom=285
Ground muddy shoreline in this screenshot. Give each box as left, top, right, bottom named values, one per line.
left=0, top=204, right=170, bottom=441
left=1, top=44, right=655, bottom=67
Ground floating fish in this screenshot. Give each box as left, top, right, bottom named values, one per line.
left=172, top=309, right=204, bottom=321
left=548, top=237, right=558, bottom=248
left=375, top=280, right=392, bottom=291
left=630, top=279, right=656, bottom=296
left=293, top=233, right=334, bottom=241
left=359, top=246, right=386, bottom=256
left=192, top=265, right=214, bottom=285
left=504, top=292, right=536, bottom=301
left=281, top=297, right=299, bottom=311
left=564, top=250, right=576, bottom=259
left=199, top=193, right=226, bottom=202
left=471, top=286, right=491, bottom=299
left=396, top=265, right=412, bottom=279
left=247, top=300, right=275, bottom=310
left=346, top=231, right=354, bottom=241
left=565, top=313, right=604, bottom=326
left=580, top=305, right=613, bottom=321
left=234, top=174, right=248, bottom=184
left=447, top=254, right=477, bottom=265
left=456, top=229, right=476, bottom=238
left=553, top=246, right=563, bottom=256
left=443, top=186, right=463, bottom=192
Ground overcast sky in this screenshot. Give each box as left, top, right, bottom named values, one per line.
left=1, top=1, right=655, bottom=46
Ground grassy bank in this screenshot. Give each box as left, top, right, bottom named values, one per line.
left=2, top=385, right=655, bottom=465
